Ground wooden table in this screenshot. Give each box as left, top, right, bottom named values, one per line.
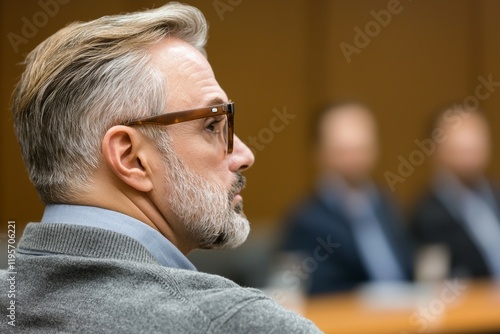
left=305, top=280, right=500, bottom=334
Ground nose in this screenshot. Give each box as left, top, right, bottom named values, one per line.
left=229, top=135, right=255, bottom=172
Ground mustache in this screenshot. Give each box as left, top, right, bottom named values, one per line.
left=229, top=172, right=246, bottom=199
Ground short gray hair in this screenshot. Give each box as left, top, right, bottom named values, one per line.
left=12, top=2, right=208, bottom=203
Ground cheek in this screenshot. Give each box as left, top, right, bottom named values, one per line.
left=147, top=153, right=170, bottom=196
left=144, top=144, right=163, bottom=176
left=173, top=136, right=230, bottom=186
left=169, top=124, right=234, bottom=187
left=194, top=157, right=227, bottom=183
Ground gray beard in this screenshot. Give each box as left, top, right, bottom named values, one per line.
left=163, top=150, right=250, bottom=250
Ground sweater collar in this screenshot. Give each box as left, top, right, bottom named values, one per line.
left=39, top=204, right=196, bottom=271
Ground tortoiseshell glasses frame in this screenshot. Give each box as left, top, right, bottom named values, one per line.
left=123, top=102, right=235, bottom=154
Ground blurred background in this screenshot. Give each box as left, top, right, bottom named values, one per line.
left=1, top=1, right=500, bottom=333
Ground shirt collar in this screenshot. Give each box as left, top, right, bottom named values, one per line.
left=433, top=172, right=499, bottom=219
left=317, top=174, right=378, bottom=212
left=41, top=204, right=196, bottom=271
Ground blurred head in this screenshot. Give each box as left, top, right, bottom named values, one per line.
left=12, top=3, right=254, bottom=252
left=434, top=105, right=491, bottom=183
left=315, top=101, right=379, bottom=185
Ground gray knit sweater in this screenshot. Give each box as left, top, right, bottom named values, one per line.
left=0, top=223, right=321, bottom=333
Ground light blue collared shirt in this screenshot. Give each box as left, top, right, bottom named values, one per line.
left=317, top=175, right=405, bottom=281
left=40, top=204, right=196, bottom=271
left=433, top=173, right=500, bottom=277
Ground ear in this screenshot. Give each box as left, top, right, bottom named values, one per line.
left=102, top=126, right=153, bottom=192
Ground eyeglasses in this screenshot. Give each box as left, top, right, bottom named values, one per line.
left=123, top=102, right=235, bottom=154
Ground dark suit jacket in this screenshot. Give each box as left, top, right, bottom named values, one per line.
left=411, top=184, right=500, bottom=278
left=282, top=188, right=414, bottom=295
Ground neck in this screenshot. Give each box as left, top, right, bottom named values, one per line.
left=440, top=168, right=484, bottom=190
left=324, top=172, right=370, bottom=190
left=75, top=173, right=194, bottom=255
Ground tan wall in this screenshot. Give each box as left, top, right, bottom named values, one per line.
left=1, top=0, right=499, bottom=236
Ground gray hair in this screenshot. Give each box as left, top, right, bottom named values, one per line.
left=12, top=2, right=208, bottom=203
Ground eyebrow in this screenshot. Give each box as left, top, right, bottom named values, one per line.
left=186, top=98, right=229, bottom=126
left=205, top=97, right=228, bottom=107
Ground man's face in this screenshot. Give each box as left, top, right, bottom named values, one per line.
left=319, top=106, right=378, bottom=184
left=436, top=113, right=491, bottom=181
left=147, top=37, right=254, bottom=250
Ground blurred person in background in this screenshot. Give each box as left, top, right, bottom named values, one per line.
left=281, top=100, right=414, bottom=295
left=411, top=104, right=500, bottom=279
left=0, top=3, right=321, bottom=333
